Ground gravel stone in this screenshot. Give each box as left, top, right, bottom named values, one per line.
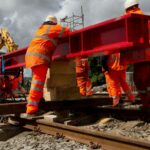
left=0, top=117, right=149, bottom=149
left=0, top=126, right=100, bottom=150
left=85, top=118, right=150, bottom=142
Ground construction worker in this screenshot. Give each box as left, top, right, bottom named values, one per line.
left=2, top=59, right=25, bottom=97
left=21, top=15, right=70, bottom=118
left=75, top=56, right=92, bottom=96
left=0, top=73, right=25, bottom=98
left=9, top=73, right=26, bottom=97
left=102, top=53, right=135, bottom=107
left=124, top=0, right=150, bottom=108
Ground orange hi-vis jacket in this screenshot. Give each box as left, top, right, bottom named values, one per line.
left=126, top=8, right=150, bottom=107
left=107, top=53, right=127, bottom=71
left=126, top=8, right=144, bottom=15
left=123, top=8, right=150, bottom=64
left=10, top=75, right=22, bottom=90
left=122, top=8, right=150, bottom=64
left=127, top=8, right=150, bottom=60
left=75, top=57, right=89, bottom=77
left=25, top=24, right=70, bottom=68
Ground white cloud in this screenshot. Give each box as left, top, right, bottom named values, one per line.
left=0, top=0, right=149, bottom=77
left=0, top=0, right=149, bottom=48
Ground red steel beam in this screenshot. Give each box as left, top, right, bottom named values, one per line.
left=0, top=13, right=150, bottom=70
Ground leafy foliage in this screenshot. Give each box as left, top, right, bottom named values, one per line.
left=89, top=57, right=106, bottom=86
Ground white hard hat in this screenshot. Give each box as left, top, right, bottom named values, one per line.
left=45, top=15, right=57, bottom=24
left=124, top=0, right=139, bottom=10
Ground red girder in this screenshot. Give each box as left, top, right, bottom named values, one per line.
left=0, top=13, right=150, bottom=71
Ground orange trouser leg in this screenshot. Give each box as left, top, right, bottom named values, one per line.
left=104, top=70, right=121, bottom=106
left=26, top=65, right=48, bottom=114
left=119, top=70, right=135, bottom=101
left=76, top=77, right=87, bottom=96
left=76, top=59, right=89, bottom=96
left=104, top=70, right=122, bottom=98
left=77, top=78, right=92, bottom=96
left=86, top=78, right=93, bottom=96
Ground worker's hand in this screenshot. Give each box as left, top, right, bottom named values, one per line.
left=102, top=67, right=105, bottom=73
left=20, top=87, right=26, bottom=94
left=102, top=68, right=108, bottom=74
left=104, top=71, right=108, bottom=75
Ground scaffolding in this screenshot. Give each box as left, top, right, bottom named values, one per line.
left=60, top=6, right=84, bottom=31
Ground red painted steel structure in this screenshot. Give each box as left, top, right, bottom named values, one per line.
left=0, top=13, right=150, bottom=71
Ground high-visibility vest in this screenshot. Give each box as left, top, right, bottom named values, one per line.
left=11, top=75, right=22, bottom=90
left=123, top=8, right=150, bottom=63
left=75, top=57, right=89, bottom=76
left=75, top=57, right=88, bottom=67
left=107, top=53, right=127, bottom=71
left=25, top=24, right=70, bottom=68
left=126, top=8, right=144, bottom=15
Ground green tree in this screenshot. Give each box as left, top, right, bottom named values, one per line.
left=89, top=57, right=105, bottom=86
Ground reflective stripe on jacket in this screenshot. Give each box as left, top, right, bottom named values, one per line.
left=126, top=8, right=144, bottom=15
left=75, top=57, right=89, bottom=76
left=25, top=24, right=70, bottom=68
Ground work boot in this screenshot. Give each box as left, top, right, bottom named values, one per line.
left=86, top=91, right=93, bottom=96
left=128, top=95, right=136, bottom=105
left=20, top=110, right=45, bottom=120
left=80, top=91, right=86, bottom=96
left=112, top=97, right=120, bottom=107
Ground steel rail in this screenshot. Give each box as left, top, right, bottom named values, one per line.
left=23, top=119, right=150, bottom=150
left=0, top=97, right=112, bottom=115
left=0, top=98, right=149, bottom=122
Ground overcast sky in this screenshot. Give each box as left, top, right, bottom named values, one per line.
left=0, top=0, right=150, bottom=48
left=0, top=0, right=150, bottom=76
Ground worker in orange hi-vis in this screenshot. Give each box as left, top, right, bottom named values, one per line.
left=102, top=53, right=135, bottom=107
left=10, top=74, right=26, bottom=97
left=124, top=0, right=150, bottom=108
left=75, top=56, right=93, bottom=96
left=21, top=16, right=70, bottom=118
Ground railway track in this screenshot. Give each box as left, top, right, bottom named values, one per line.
left=0, top=96, right=150, bottom=149
left=0, top=99, right=149, bottom=122
left=0, top=97, right=112, bottom=115
left=22, top=118, right=150, bottom=150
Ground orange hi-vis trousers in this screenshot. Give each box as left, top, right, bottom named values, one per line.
left=75, top=58, right=92, bottom=96
left=76, top=77, right=92, bottom=96
left=104, top=69, right=135, bottom=101
left=26, top=65, right=48, bottom=114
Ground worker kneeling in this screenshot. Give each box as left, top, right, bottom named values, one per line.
left=21, top=15, right=70, bottom=119
left=0, top=74, right=25, bottom=98
left=9, top=74, right=26, bottom=97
